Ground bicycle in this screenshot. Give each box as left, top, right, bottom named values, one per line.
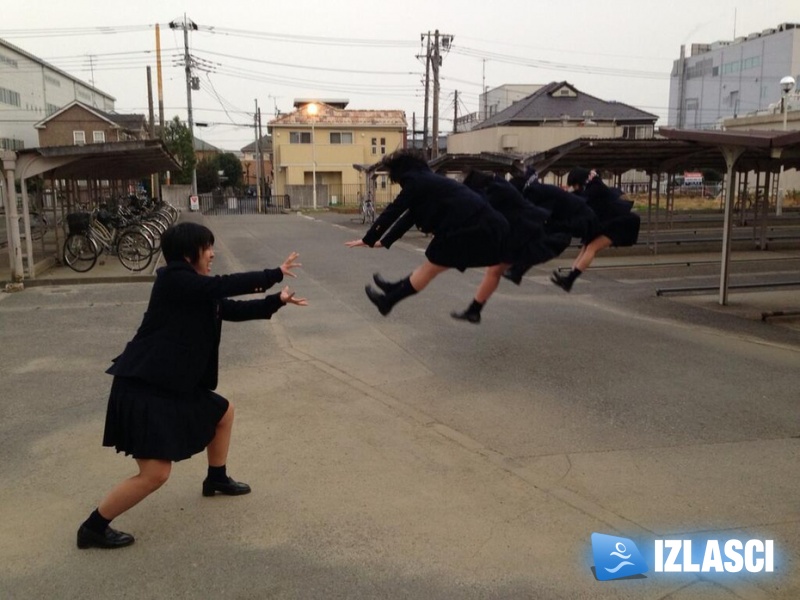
left=360, top=195, right=376, bottom=224
left=63, top=211, right=153, bottom=273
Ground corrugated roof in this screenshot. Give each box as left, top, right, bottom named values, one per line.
left=476, top=81, right=658, bottom=129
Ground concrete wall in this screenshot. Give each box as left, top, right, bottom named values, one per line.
left=447, top=123, right=624, bottom=155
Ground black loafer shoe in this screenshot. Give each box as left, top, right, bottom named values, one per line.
left=372, top=273, right=398, bottom=294
left=450, top=310, right=481, bottom=324
left=202, top=476, right=252, bottom=497
left=77, top=525, right=135, bottom=549
left=365, top=285, right=391, bottom=316
left=550, top=271, right=573, bottom=292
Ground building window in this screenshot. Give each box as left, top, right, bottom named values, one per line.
left=380, top=175, right=387, bottom=190
left=380, top=137, right=386, bottom=155
left=290, top=131, right=312, bottom=144
left=0, top=86, right=21, bottom=107
left=73, top=131, right=86, bottom=145
left=622, top=125, right=651, bottom=140
left=0, top=138, right=25, bottom=150
left=330, top=131, right=353, bottom=144
left=45, top=103, right=59, bottom=116
left=93, top=131, right=105, bottom=143
left=371, top=137, right=377, bottom=155
left=44, top=74, right=62, bottom=87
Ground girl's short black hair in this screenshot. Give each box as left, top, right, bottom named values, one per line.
left=161, top=222, right=215, bottom=263
left=380, top=148, right=430, bottom=183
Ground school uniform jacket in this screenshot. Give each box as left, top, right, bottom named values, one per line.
left=106, top=261, right=284, bottom=394
left=362, top=167, right=491, bottom=248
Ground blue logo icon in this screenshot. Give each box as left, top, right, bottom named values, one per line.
left=591, top=533, right=648, bottom=581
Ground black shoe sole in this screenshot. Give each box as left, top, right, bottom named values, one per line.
left=450, top=311, right=481, bottom=324
left=202, top=482, right=252, bottom=496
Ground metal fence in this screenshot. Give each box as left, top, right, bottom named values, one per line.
left=199, top=194, right=291, bottom=216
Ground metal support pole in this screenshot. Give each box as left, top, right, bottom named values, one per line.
left=311, top=117, right=317, bottom=210
left=719, top=146, right=745, bottom=305
left=2, top=153, right=24, bottom=280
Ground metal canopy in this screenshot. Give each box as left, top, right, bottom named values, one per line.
left=428, top=152, right=524, bottom=174
left=16, top=139, right=180, bottom=180
left=528, top=133, right=800, bottom=176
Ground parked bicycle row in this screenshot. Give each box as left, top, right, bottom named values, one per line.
left=62, top=197, right=178, bottom=273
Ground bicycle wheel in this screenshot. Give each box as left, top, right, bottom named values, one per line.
left=366, top=204, right=376, bottom=224
left=63, top=233, right=98, bottom=272
left=117, top=230, right=153, bottom=271
left=360, top=203, right=367, bottom=224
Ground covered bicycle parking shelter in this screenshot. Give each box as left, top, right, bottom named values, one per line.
left=431, top=131, right=800, bottom=306
left=527, top=129, right=800, bottom=305
left=1, top=139, right=179, bottom=282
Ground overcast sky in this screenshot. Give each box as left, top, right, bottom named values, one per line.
left=2, top=0, right=798, bottom=151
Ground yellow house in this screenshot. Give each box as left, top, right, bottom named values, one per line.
left=269, top=99, right=406, bottom=208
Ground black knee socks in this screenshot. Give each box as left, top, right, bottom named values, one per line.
left=385, top=276, right=417, bottom=308
left=207, top=465, right=228, bottom=483
left=565, top=268, right=583, bottom=284
left=82, top=508, right=112, bottom=534
left=466, top=299, right=484, bottom=315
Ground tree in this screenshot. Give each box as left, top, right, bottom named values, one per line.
left=162, top=116, right=195, bottom=185
left=217, top=153, right=243, bottom=189
left=196, top=157, right=220, bottom=193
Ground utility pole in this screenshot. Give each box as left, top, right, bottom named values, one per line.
left=431, top=30, right=440, bottom=159
left=155, top=24, right=165, bottom=135
left=258, top=106, right=265, bottom=206
left=427, top=30, right=453, bottom=159
left=419, top=32, right=431, bottom=157
left=453, top=90, right=458, bottom=133
left=254, top=99, right=262, bottom=213
left=170, top=15, right=199, bottom=197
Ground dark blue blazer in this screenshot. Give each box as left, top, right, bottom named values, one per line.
left=362, top=167, right=491, bottom=248
left=106, top=261, right=284, bottom=394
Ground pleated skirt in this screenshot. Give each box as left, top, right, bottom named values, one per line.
left=425, top=208, right=509, bottom=272
left=102, top=376, right=229, bottom=462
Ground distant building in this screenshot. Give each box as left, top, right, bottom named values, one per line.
left=240, top=135, right=273, bottom=190
left=34, top=101, right=147, bottom=147
left=668, top=22, right=800, bottom=129
left=0, top=37, right=115, bottom=150
left=456, top=84, right=543, bottom=132
left=448, top=81, right=657, bottom=155
left=268, top=99, right=406, bottom=207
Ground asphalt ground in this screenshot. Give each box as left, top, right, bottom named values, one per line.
left=1, top=210, right=798, bottom=599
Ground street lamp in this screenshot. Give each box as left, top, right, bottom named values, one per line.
left=307, top=102, right=319, bottom=210
left=777, top=75, right=796, bottom=216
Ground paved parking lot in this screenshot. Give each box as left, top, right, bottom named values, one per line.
left=1, top=212, right=798, bottom=599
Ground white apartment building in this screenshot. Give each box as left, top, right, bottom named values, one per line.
left=0, top=37, right=115, bottom=151
left=668, top=22, right=800, bottom=129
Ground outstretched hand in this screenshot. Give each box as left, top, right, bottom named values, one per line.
left=280, top=251, right=302, bottom=278
left=280, top=286, right=308, bottom=306
left=345, top=239, right=382, bottom=248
